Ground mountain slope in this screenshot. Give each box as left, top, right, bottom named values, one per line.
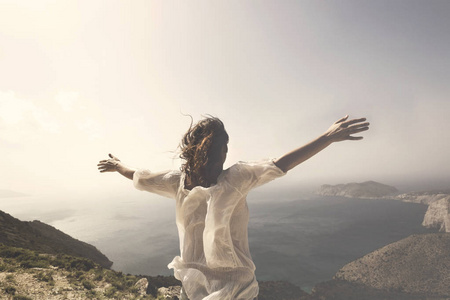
left=0, top=210, right=112, bottom=268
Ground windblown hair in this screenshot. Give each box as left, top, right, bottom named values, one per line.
left=180, top=116, right=229, bottom=188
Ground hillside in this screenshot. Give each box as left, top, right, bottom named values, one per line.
left=0, top=244, right=165, bottom=299
left=309, top=233, right=450, bottom=299
left=0, top=244, right=310, bottom=300
left=0, top=210, right=112, bottom=268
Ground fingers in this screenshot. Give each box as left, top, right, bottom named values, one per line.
left=347, top=136, right=364, bottom=141
left=342, top=118, right=367, bottom=127
left=98, top=165, right=115, bottom=172
left=335, top=115, right=349, bottom=124
left=97, top=155, right=119, bottom=173
left=348, top=124, right=370, bottom=133
left=347, top=123, right=369, bottom=140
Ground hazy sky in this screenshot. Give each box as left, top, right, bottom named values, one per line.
left=1, top=0, right=449, bottom=197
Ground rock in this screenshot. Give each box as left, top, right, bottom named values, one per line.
left=317, top=181, right=398, bottom=198
left=333, top=233, right=450, bottom=298
left=422, top=196, right=450, bottom=232
left=134, top=278, right=149, bottom=296
left=158, top=285, right=181, bottom=299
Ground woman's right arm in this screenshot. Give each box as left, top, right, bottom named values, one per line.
left=97, top=153, right=136, bottom=180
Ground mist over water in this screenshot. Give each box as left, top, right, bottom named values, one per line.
left=0, top=191, right=434, bottom=291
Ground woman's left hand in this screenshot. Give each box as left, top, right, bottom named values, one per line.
left=323, top=115, right=370, bottom=142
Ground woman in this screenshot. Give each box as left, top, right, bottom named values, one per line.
left=98, top=115, right=369, bottom=300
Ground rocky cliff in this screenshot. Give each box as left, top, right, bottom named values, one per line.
left=317, top=181, right=399, bottom=198
left=309, top=233, right=450, bottom=299
left=421, top=195, right=450, bottom=232
left=0, top=210, right=112, bottom=268
left=395, top=190, right=450, bottom=204
left=393, top=192, right=450, bottom=232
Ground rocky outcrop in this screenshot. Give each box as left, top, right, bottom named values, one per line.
left=393, top=192, right=450, bottom=232
left=309, top=233, right=450, bottom=299
left=158, top=286, right=181, bottom=300
left=395, top=191, right=450, bottom=205
left=317, top=181, right=399, bottom=198
left=0, top=210, right=112, bottom=268
left=422, top=196, right=450, bottom=232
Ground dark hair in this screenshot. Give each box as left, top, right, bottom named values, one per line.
left=180, top=116, right=229, bottom=188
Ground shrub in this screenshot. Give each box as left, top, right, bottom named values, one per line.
left=4, top=286, right=16, bottom=295
left=5, top=274, right=15, bottom=282
left=12, top=296, right=33, bottom=300
left=70, top=258, right=95, bottom=271
left=104, top=286, right=117, bottom=297
left=85, top=290, right=99, bottom=299
left=20, top=259, right=49, bottom=269
left=0, top=246, right=24, bottom=258
left=93, top=271, right=103, bottom=281
left=6, top=266, right=17, bottom=272
left=35, top=271, right=54, bottom=284
left=82, top=279, right=95, bottom=290
left=73, top=271, right=84, bottom=279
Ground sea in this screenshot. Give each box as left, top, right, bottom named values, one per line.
left=0, top=189, right=434, bottom=292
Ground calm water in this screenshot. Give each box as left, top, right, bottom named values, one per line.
left=0, top=193, right=433, bottom=291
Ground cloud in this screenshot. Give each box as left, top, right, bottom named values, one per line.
left=76, top=118, right=103, bottom=141
left=55, top=91, right=79, bottom=112
left=0, top=91, right=33, bottom=125
left=0, top=91, right=61, bottom=143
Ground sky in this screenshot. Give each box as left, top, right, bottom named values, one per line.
left=1, top=0, right=449, bottom=199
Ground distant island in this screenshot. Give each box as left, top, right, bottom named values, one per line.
left=0, top=189, right=28, bottom=198
left=316, top=181, right=399, bottom=198
left=317, top=181, right=450, bottom=233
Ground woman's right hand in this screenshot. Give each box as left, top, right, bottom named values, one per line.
left=97, top=153, right=121, bottom=173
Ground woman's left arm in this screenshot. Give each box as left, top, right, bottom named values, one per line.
left=273, top=115, right=370, bottom=173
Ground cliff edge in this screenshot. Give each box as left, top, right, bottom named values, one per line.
left=422, top=195, right=450, bottom=232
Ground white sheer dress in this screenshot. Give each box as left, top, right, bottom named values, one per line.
left=133, top=159, right=286, bottom=300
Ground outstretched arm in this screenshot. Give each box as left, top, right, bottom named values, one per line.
left=97, top=154, right=136, bottom=180
left=273, top=115, right=370, bottom=173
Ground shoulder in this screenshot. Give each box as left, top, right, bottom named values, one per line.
left=229, top=159, right=284, bottom=173
left=134, top=169, right=181, bottom=182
